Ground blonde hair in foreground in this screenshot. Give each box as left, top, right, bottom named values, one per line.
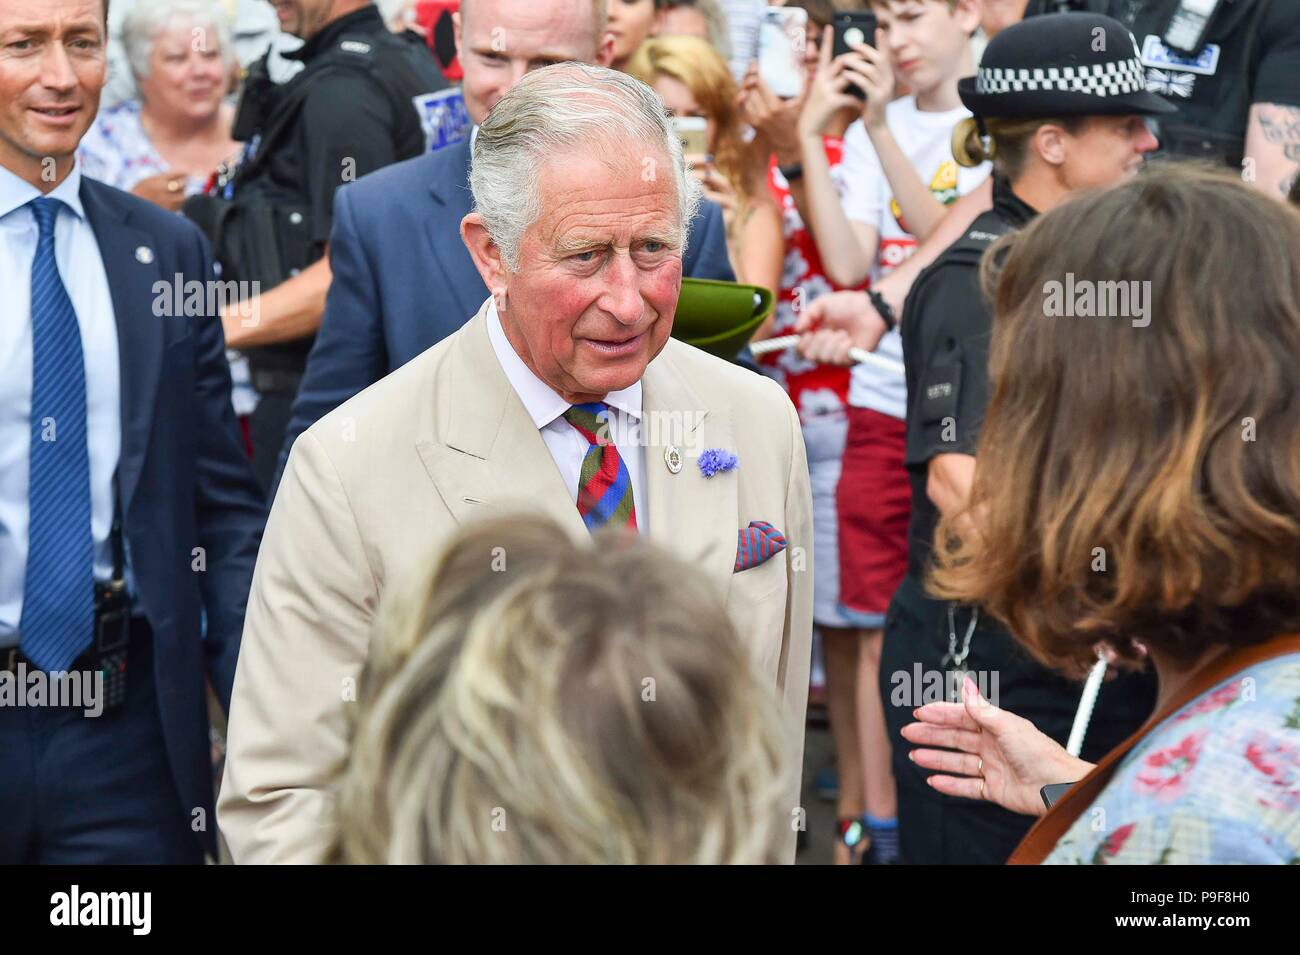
left=331, top=516, right=790, bottom=864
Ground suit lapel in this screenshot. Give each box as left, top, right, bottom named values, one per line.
left=415, top=302, right=588, bottom=540
left=641, top=346, right=737, bottom=598
left=425, top=141, right=483, bottom=322
left=81, top=180, right=164, bottom=517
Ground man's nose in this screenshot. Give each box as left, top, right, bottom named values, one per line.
left=40, top=44, right=79, bottom=93
left=599, top=251, right=647, bottom=325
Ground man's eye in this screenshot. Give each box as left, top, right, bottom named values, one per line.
left=572, top=250, right=600, bottom=262
left=641, top=241, right=665, bottom=254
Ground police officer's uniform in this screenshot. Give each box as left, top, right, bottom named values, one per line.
left=881, top=13, right=1171, bottom=865
left=1027, top=0, right=1300, bottom=167
left=219, top=5, right=446, bottom=489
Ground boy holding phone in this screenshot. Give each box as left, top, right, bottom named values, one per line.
left=794, top=0, right=987, bottom=865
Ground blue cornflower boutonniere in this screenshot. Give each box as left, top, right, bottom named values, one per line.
left=698, top=448, right=738, bottom=478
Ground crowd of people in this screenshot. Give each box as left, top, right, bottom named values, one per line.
left=0, top=0, right=1298, bottom=866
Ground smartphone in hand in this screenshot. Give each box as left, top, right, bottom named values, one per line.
left=757, top=6, right=808, bottom=99
left=672, top=115, right=710, bottom=158
left=831, top=10, right=878, bottom=99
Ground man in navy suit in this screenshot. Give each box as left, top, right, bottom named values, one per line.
left=274, top=0, right=736, bottom=489
left=0, top=0, right=264, bottom=862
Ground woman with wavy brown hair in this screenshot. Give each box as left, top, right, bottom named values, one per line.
left=904, top=164, right=1300, bottom=864
left=329, top=516, right=792, bottom=864
left=882, top=12, right=1170, bottom=865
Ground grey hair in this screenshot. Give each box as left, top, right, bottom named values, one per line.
left=121, top=0, right=234, bottom=82
left=469, top=63, right=702, bottom=272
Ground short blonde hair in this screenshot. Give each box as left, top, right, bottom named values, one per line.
left=331, top=517, right=790, bottom=864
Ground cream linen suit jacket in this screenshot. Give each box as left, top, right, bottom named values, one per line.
left=218, top=299, right=814, bottom=863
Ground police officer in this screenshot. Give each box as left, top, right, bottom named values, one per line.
left=196, top=0, right=446, bottom=489
left=881, top=12, right=1170, bottom=864
left=1027, top=0, right=1300, bottom=197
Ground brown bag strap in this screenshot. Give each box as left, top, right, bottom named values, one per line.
left=1007, top=632, right=1300, bottom=865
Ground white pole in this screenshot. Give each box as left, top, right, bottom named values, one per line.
left=749, top=334, right=906, bottom=376
left=1067, top=656, right=1108, bottom=757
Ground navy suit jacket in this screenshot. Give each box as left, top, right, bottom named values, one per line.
left=81, top=178, right=265, bottom=859
left=274, top=138, right=736, bottom=489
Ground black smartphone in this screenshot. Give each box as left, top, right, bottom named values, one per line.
left=831, top=11, right=878, bottom=99
left=1040, top=782, right=1075, bottom=810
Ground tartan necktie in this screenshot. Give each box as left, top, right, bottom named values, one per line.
left=562, top=402, right=637, bottom=531
left=20, top=197, right=95, bottom=673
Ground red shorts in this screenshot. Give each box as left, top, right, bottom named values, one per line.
left=836, top=406, right=911, bottom=623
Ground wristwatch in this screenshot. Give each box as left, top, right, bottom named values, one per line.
left=777, top=161, right=803, bottom=182
left=868, top=289, right=897, bottom=332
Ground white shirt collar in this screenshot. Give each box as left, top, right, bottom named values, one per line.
left=484, top=296, right=643, bottom=429
left=0, top=160, right=86, bottom=224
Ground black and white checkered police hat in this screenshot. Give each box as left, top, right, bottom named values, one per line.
left=958, top=12, right=1175, bottom=119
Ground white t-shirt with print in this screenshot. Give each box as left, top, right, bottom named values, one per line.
left=840, top=97, right=991, bottom=420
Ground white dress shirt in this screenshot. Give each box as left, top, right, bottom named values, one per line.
left=485, top=296, right=647, bottom=531
left=0, top=162, right=121, bottom=646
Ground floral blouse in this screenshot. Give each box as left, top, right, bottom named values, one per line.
left=1045, top=653, right=1300, bottom=864
left=78, top=100, right=211, bottom=197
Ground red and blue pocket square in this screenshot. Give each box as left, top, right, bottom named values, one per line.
left=734, top=520, right=787, bottom=573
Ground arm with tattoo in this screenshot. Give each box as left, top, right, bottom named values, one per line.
left=1246, top=103, right=1300, bottom=200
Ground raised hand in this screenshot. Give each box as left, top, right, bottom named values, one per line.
left=900, top=676, right=1095, bottom=818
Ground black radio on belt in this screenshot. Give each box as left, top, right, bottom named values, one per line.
left=93, top=499, right=131, bottom=712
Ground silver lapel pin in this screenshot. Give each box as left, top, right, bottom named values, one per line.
left=135, top=246, right=154, bottom=265
left=664, top=445, right=682, bottom=474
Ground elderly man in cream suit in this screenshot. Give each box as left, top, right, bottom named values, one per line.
left=218, top=63, right=813, bottom=863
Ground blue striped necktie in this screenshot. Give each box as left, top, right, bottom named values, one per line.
left=19, top=197, right=95, bottom=672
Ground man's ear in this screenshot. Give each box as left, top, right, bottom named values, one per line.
left=1030, top=123, right=1069, bottom=168
left=460, top=212, right=508, bottom=294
